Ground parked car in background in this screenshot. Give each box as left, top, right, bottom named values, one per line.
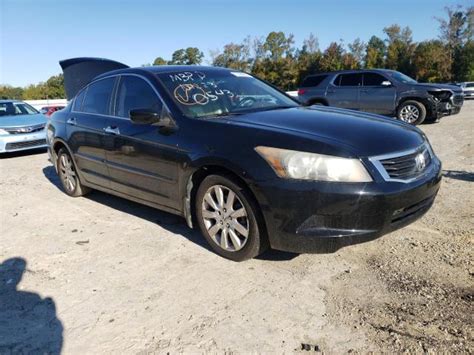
left=460, top=82, right=474, bottom=99
left=298, top=69, right=464, bottom=125
left=41, top=105, right=65, bottom=116
left=0, top=100, right=48, bottom=153
left=46, top=58, right=442, bottom=261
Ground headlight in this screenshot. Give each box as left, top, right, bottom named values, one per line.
left=0, top=129, right=9, bottom=135
left=255, top=146, right=372, bottom=182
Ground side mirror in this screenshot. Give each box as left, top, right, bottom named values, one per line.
left=381, top=80, right=392, bottom=87
left=129, top=109, right=161, bottom=125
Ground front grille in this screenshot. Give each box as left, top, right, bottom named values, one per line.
left=5, top=139, right=47, bottom=151
left=4, top=124, right=45, bottom=134
left=371, top=146, right=432, bottom=182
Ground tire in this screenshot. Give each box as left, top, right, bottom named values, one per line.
left=396, top=100, right=426, bottom=125
left=57, top=148, right=91, bottom=197
left=195, top=174, right=268, bottom=261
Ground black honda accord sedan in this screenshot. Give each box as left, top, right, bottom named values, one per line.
left=46, top=58, right=442, bottom=261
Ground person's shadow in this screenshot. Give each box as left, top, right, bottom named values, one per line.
left=0, top=258, right=63, bottom=354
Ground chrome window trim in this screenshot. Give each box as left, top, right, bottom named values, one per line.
left=369, top=144, right=433, bottom=183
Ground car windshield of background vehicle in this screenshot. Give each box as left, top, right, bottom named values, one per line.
left=156, top=70, right=298, bottom=119
left=0, top=102, right=39, bottom=117
left=388, top=71, right=418, bottom=84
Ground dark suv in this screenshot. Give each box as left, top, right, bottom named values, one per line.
left=298, top=69, right=464, bottom=125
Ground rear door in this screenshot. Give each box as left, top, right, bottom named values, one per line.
left=67, top=77, right=116, bottom=188
left=326, top=73, right=362, bottom=110
left=104, top=74, right=182, bottom=211
left=359, top=72, right=397, bottom=114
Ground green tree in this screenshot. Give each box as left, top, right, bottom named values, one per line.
left=383, top=24, right=416, bottom=75
left=365, top=36, right=386, bottom=68
left=347, top=38, right=366, bottom=68
left=169, top=47, right=204, bottom=65
left=153, top=57, right=167, bottom=65
left=295, top=33, right=322, bottom=84
left=437, top=5, right=474, bottom=81
left=413, top=40, right=451, bottom=82
left=213, top=42, right=251, bottom=71
left=320, top=42, right=345, bottom=72
left=0, top=85, right=24, bottom=100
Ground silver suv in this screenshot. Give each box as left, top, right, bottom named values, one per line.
left=298, top=69, right=464, bottom=125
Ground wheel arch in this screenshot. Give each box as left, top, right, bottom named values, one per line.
left=184, top=164, right=267, bottom=241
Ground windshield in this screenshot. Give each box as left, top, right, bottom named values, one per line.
left=0, top=102, right=39, bottom=117
left=387, top=71, right=417, bottom=84
left=156, top=70, right=298, bottom=118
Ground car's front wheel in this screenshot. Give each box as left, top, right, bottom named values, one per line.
left=195, top=174, right=268, bottom=261
left=397, top=100, right=427, bottom=125
left=57, top=148, right=90, bottom=197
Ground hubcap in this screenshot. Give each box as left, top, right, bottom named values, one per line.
left=201, top=185, right=249, bottom=252
left=59, top=154, right=76, bottom=192
left=400, top=105, right=420, bottom=123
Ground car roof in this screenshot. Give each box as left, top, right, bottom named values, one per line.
left=95, top=65, right=234, bottom=80
left=304, top=68, right=396, bottom=77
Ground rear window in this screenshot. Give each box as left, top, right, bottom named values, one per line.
left=335, top=73, right=362, bottom=86
left=300, top=75, right=328, bottom=88
left=82, top=77, right=115, bottom=115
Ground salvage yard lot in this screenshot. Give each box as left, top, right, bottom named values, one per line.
left=1, top=101, right=473, bottom=353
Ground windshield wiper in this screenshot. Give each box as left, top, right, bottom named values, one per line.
left=206, top=112, right=244, bottom=119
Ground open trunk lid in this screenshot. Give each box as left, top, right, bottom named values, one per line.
left=59, top=57, right=129, bottom=99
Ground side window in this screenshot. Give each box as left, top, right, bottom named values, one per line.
left=115, top=76, right=163, bottom=118
left=73, top=89, right=87, bottom=112
left=338, top=73, right=362, bottom=86
left=300, top=75, right=328, bottom=88
left=363, top=73, right=387, bottom=86
left=82, top=77, right=115, bottom=115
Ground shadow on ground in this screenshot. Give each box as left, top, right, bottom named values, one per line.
left=0, top=257, right=63, bottom=354
left=442, top=169, right=474, bottom=182
left=0, top=148, right=47, bottom=159
left=42, top=166, right=298, bottom=261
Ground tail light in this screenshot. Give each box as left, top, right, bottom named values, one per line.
left=297, top=88, right=306, bottom=96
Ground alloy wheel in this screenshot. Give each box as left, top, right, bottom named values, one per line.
left=59, top=154, right=77, bottom=193
left=201, top=185, right=249, bottom=252
left=399, top=104, right=420, bottom=123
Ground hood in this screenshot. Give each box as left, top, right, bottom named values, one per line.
left=60, top=57, right=129, bottom=99
left=0, top=113, right=46, bottom=128
left=229, top=106, right=425, bottom=157
left=413, top=82, right=463, bottom=94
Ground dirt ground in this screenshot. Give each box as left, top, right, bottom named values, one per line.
left=0, top=102, right=473, bottom=354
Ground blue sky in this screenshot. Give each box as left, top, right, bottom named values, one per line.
left=0, top=0, right=470, bottom=86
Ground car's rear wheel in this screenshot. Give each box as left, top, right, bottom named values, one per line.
left=57, top=148, right=90, bottom=197
left=397, top=100, right=426, bottom=125
left=195, top=174, right=268, bottom=261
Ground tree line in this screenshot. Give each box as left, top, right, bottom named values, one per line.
left=1, top=4, right=472, bottom=100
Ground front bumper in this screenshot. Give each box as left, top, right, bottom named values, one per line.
left=0, top=130, right=47, bottom=153
left=428, top=94, right=463, bottom=120
left=253, top=157, right=442, bottom=253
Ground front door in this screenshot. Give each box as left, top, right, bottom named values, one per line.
left=359, top=72, right=397, bottom=115
left=104, top=75, right=182, bottom=211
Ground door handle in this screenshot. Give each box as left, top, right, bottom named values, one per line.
left=66, top=117, right=77, bottom=125
left=103, top=126, right=120, bottom=135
